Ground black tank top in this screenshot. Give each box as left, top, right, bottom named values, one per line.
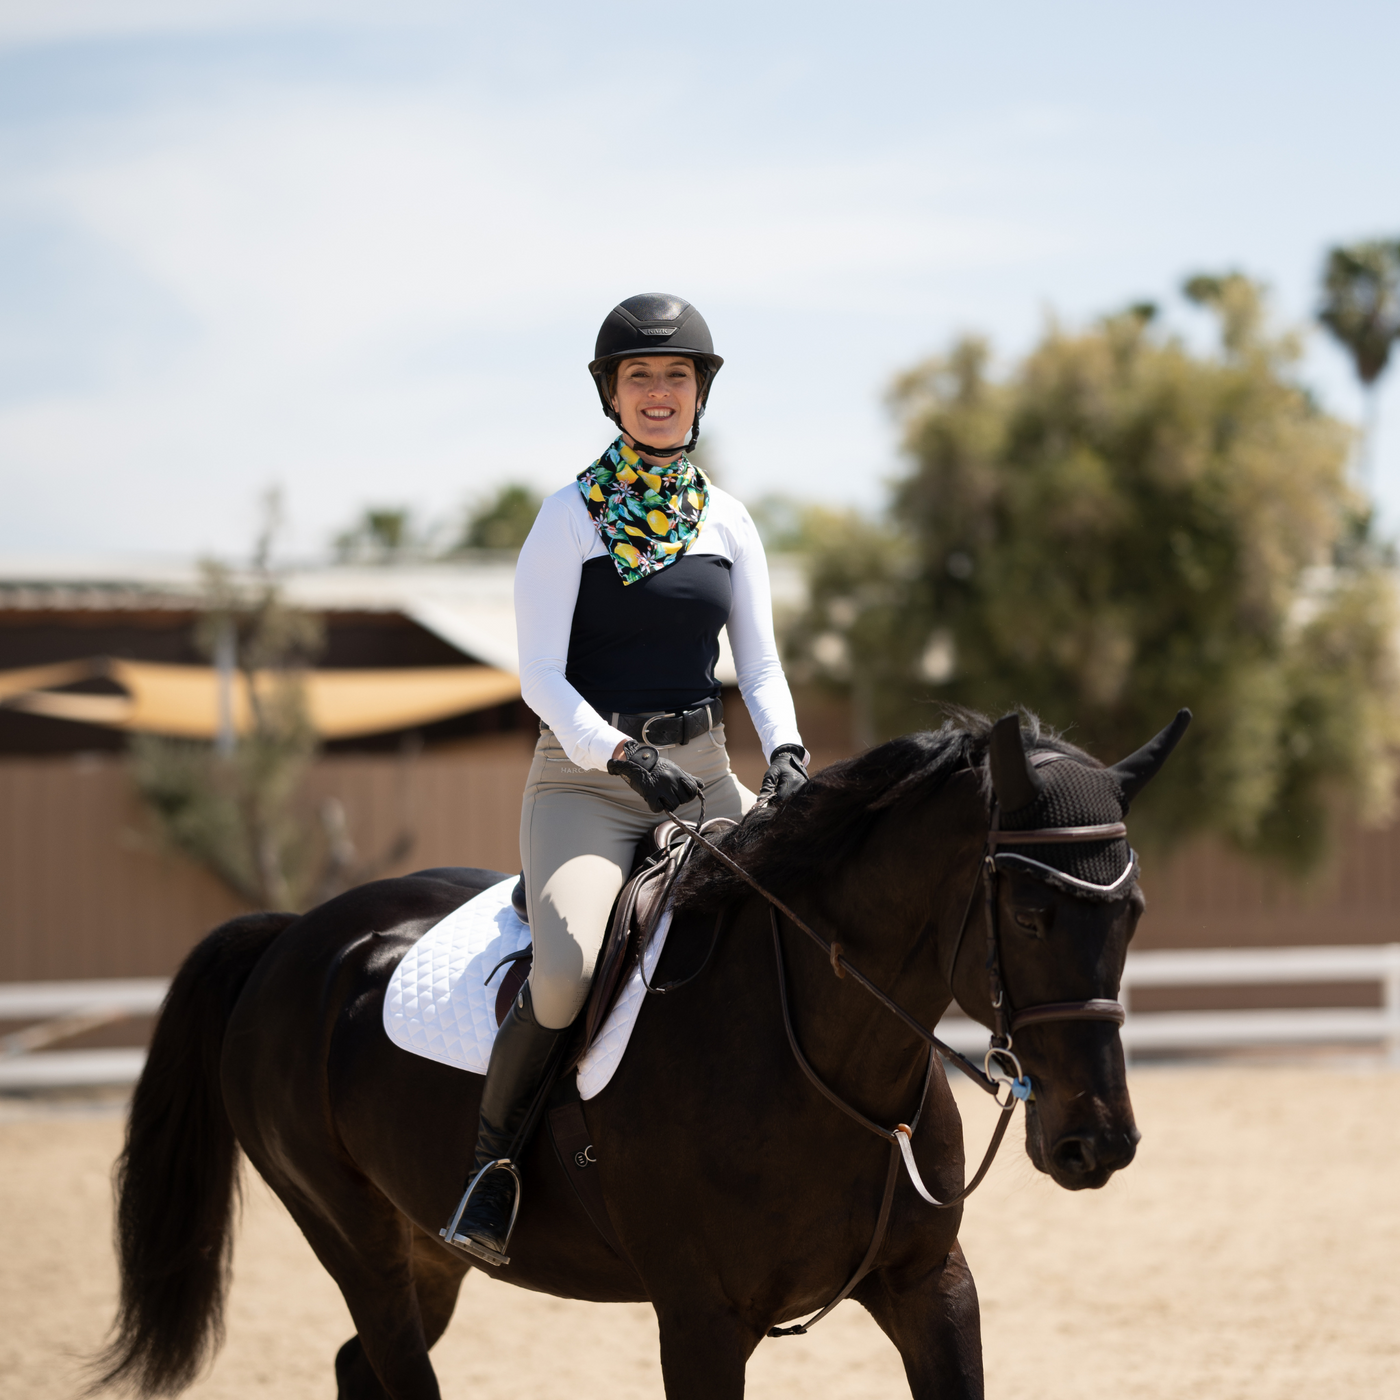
left=564, top=553, right=733, bottom=715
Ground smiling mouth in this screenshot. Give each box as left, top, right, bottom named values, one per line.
left=641, top=410, right=675, bottom=423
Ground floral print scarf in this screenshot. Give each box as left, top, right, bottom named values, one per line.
left=577, top=437, right=710, bottom=585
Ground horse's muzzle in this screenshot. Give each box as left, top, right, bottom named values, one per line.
left=1027, top=1101, right=1140, bottom=1190
left=1049, top=1124, right=1139, bottom=1187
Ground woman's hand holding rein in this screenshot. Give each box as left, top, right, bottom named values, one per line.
left=607, top=740, right=703, bottom=814
left=758, top=745, right=809, bottom=806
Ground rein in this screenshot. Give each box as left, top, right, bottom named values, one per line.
left=665, top=811, right=1004, bottom=1095
left=664, top=783, right=1132, bottom=1338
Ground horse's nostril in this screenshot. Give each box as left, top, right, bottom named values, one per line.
left=1051, top=1135, right=1097, bottom=1176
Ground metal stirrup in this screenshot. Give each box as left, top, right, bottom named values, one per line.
left=439, top=1159, right=522, bottom=1265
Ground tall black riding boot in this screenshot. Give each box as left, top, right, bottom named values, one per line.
left=439, top=982, right=567, bottom=1266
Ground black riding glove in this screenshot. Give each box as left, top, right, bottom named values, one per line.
left=758, top=744, right=809, bottom=805
left=607, top=741, right=702, bottom=814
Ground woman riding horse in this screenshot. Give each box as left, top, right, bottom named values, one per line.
left=88, top=289, right=1195, bottom=1400
left=446, top=293, right=812, bottom=1263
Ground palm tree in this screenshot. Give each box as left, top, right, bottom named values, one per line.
left=1318, top=239, right=1400, bottom=484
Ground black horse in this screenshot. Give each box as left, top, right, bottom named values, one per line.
left=96, top=709, right=1187, bottom=1400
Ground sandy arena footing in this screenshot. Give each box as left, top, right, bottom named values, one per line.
left=1, top=1064, right=1396, bottom=1399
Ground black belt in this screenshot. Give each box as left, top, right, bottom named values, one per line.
left=611, top=697, right=723, bottom=747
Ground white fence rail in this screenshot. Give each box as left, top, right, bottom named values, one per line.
left=2, top=946, right=1398, bottom=1089
left=934, top=944, right=1400, bottom=1064
left=0, top=978, right=167, bottom=1091
left=0, top=978, right=169, bottom=1021
left=1117, top=945, right=1400, bottom=1059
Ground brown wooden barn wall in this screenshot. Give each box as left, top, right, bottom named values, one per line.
left=0, top=741, right=538, bottom=982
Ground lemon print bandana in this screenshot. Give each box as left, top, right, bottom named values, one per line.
left=577, top=437, right=710, bottom=585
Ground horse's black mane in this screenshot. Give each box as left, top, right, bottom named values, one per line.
left=673, top=709, right=1095, bottom=914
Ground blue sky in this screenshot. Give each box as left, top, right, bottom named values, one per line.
left=2, top=0, right=1398, bottom=559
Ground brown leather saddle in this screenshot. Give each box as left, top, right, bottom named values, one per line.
left=491, top=815, right=738, bottom=1069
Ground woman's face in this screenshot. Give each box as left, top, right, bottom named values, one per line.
left=609, top=356, right=698, bottom=459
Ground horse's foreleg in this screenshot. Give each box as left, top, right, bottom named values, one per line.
left=855, top=1241, right=983, bottom=1400
left=654, top=1302, right=761, bottom=1400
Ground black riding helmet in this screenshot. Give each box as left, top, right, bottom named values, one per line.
left=588, top=293, right=724, bottom=456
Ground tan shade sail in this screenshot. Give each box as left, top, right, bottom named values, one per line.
left=0, top=659, right=521, bottom=740
left=0, top=660, right=98, bottom=702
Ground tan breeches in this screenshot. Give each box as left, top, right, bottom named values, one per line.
left=519, top=725, right=755, bottom=1029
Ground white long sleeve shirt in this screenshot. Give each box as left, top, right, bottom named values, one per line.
left=515, top=480, right=804, bottom=771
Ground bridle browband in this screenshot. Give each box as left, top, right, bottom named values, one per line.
left=992, top=823, right=1127, bottom=843
left=661, top=760, right=1136, bottom=1336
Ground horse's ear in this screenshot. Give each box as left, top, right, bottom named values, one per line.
left=988, top=713, right=1044, bottom=813
left=1108, top=708, right=1192, bottom=805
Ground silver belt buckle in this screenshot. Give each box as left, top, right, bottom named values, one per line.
left=639, top=702, right=712, bottom=747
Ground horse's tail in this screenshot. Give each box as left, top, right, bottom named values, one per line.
left=92, top=910, right=296, bottom=1396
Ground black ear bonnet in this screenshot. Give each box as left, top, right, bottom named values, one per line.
left=987, top=709, right=1191, bottom=901
left=997, top=757, right=1136, bottom=900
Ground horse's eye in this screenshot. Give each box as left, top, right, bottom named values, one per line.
left=1012, top=909, right=1045, bottom=933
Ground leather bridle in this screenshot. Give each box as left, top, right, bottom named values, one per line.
left=976, top=803, right=1129, bottom=1069
left=663, top=763, right=1137, bottom=1336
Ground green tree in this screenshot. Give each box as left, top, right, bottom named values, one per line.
left=1318, top=238, right=1400, bottom=481
left=796, top=278, right=1400, bottom=865
left=458, top=485, right=542, bottom=552
left=334, top=506, right=418, bottom=564
left=750, top=495, right=859, bottom=554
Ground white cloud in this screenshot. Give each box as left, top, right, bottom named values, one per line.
left=0, top=0, right=457, bottom=49
left=2, top=7, right=1398, bottom=557
left=2, top=71, right=1098, bottom=554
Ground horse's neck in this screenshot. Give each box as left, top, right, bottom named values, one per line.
left=766, top=788, right=985, bottom=1118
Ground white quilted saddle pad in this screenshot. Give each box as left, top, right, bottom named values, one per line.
left=382, top=874, right=671, bottom=1100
